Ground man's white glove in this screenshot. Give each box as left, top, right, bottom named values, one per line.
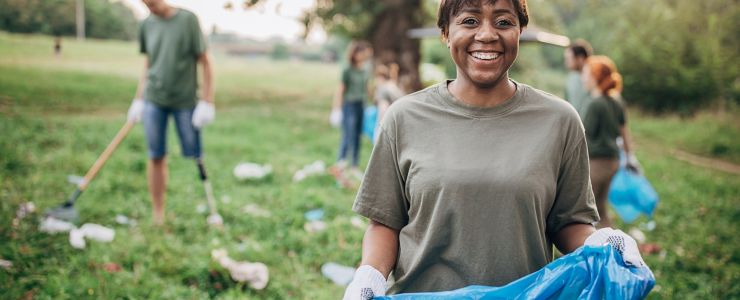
left=330, top=108, right=342, bottom=128
left=127, top=99, right=145, bottom=122
left=585, top=227, right=645, bottom=267
left=192, top=100, right=215, bottom=129
left=343, top=265, right=387, bottom=300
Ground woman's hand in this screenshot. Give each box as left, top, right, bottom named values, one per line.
left=585, top=227, right=646, bottom=267
left=343, top=265, right=387, bottom=300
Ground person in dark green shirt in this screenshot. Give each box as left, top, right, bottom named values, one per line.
left=126, top=0, right=215, bottom=225
left=581, top=55, right=638, bottom=229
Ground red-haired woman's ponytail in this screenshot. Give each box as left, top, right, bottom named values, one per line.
left=586, top=56, right=623, bottom=96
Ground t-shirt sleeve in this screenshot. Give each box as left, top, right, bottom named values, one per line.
left=139, top=21, right=146, bottom=54
left=546, top=123, right=599, bottom=237
left=189, top=13, right=207, bottom=56
left=618, top=102, right=626, bottom=125
left=352, top=117, right=409, bottom=230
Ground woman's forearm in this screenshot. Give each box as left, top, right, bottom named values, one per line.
left=361, top=220, right=400, bottom=278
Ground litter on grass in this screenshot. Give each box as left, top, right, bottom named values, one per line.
left=350, top=216, right=366, bottom=229
left=304, top=209, right=325, bottom=222
left=39, top=217, right=75, bottom=233
left=304, top=220, right=327, bottom=233
left=114, top=214, right=136, bottom=226
left=69, top=228, right=86, bottom=249
left=241, top=204, right=272, bottom=218
left=293, top=161, right=326, bottom=182
left=628, top=228, right=647, bottom=244
left=321, top=262, right=356, bottom=286
left=16, top=202, right=36, bottom=219
left=67, top=223, right=116, bottom=249
left=211, top=248, right=269, bottom=290
left=233, top=163, right=272, bottom=181
left=80, top=224, right=115, bottom=242
left=0, top=259, right=13, bottom=270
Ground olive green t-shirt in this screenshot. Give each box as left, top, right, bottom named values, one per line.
left=342, top=65, right=369, bottom=103
left=565, top=70, right=591, bottom=119
left=583, top=95, right=626, bottom=159
left=139, top=9, right=206, bottom=109
left=353, top=81, right=599, bottom=294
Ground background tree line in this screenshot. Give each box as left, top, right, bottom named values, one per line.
left=0, top=0, right=137, bottom=40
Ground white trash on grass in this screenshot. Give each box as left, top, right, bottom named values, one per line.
left=69, top=228, right=86, bottom=249
left=233, top=163, right=272, bottom=181
left=211, top=248, right=269, bottom=290
left=293, top=161, right=326, bottom=182
left=241, top=204, right=272, bottom=218
left=0, top=259, right=13, bottom=270
left=321, top=262, right=356, bottom=286
left=115, top=214, right=137, bottom=226
left=304, top=220, right=327, bottom=233
left=16, top=202, right=36, bottom=219
left=39, top=217, right=76, bottom=233
left=80, top=224, right=115, bottom=242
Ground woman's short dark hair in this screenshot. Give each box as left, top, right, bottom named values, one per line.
left=437, top=0, right=529, bottom=37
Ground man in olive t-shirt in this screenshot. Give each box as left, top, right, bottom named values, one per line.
left=126, top=0, right=215, bottom=225
left=564, top=40, right=593, bottom=119
left=353, top=81, right=599, bottom=293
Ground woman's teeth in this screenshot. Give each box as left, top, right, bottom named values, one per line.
left=471, top=52, right=500, bottom=60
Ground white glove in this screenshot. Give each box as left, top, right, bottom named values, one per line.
left=343, top=265, right=387, bottom=300
left=192, top=100, right=215, bottom=129
left=585, top=227, right=645, bottom=267
left=127, top=99, right=145, bottom=122
left=625, top=153, right=642, bottom=174
left=330, top=108, right=342, bottom=128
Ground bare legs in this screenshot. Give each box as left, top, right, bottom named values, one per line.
left=148, top=157, right=167, bottom=225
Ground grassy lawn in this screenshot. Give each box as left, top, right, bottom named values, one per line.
left=1, top=32, right=738, bottom=299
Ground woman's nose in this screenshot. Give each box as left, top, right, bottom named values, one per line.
left=475, top=23, right=499, bottom=43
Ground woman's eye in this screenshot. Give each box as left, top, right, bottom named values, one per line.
left=496, top=19, right=515, bottom=27
left=462, top=18, right=478, bottom=25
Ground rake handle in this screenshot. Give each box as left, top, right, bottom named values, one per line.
left=78, top=120, right=136, bottom=191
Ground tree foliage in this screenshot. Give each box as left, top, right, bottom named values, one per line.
left=0, top=0, right=138, bottom=40
left=545, top=0, right=739, bottom=114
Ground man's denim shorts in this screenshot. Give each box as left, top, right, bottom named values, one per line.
left=142, top=101, right=201, bottom=159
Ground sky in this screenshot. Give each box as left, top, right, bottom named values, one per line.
left=120, top=0, right=327, bottom=44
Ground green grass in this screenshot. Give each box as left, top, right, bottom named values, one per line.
left=1, top=32, right=738, bottom=299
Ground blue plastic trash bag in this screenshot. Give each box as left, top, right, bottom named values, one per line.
left=608, top=166, right=659, bottom=224
left=376, top=245, right=655, bottom=300
left=363, top=106, right=378, bottom=142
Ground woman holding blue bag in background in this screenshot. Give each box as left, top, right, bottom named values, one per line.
left=581, top=55, right=639, bottom=228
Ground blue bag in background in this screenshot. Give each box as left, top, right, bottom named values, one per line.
left=363, top=106, right=378, bottom=143
left=376, top=245, right=655, bottom=300
left=608, top=166, right=659, bottom=224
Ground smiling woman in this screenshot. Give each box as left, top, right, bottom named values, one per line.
left=341, top=0, right=647, bottom=298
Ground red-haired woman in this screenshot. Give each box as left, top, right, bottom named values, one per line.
left=581, top=55, right=638, bottom=229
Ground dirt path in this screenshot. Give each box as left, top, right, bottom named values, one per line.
left=668, top=148, right=740, bottom=175
left=634, top=136, right=740, bottom=175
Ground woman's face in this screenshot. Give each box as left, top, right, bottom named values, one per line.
left=581, top=64, right=595, bottom=91
left=444, top=0, right=522, bottom=89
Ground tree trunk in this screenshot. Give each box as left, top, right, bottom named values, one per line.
left=369, top=0, right=423, bottom=93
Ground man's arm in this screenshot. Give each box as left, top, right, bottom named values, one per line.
left=134, top=57, right=148, bottom=99
left=198, top=52, right=214, bottom=103
left=361, top=220, right=399, bottom=278
left=553, top=223, right=596, bottom=254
